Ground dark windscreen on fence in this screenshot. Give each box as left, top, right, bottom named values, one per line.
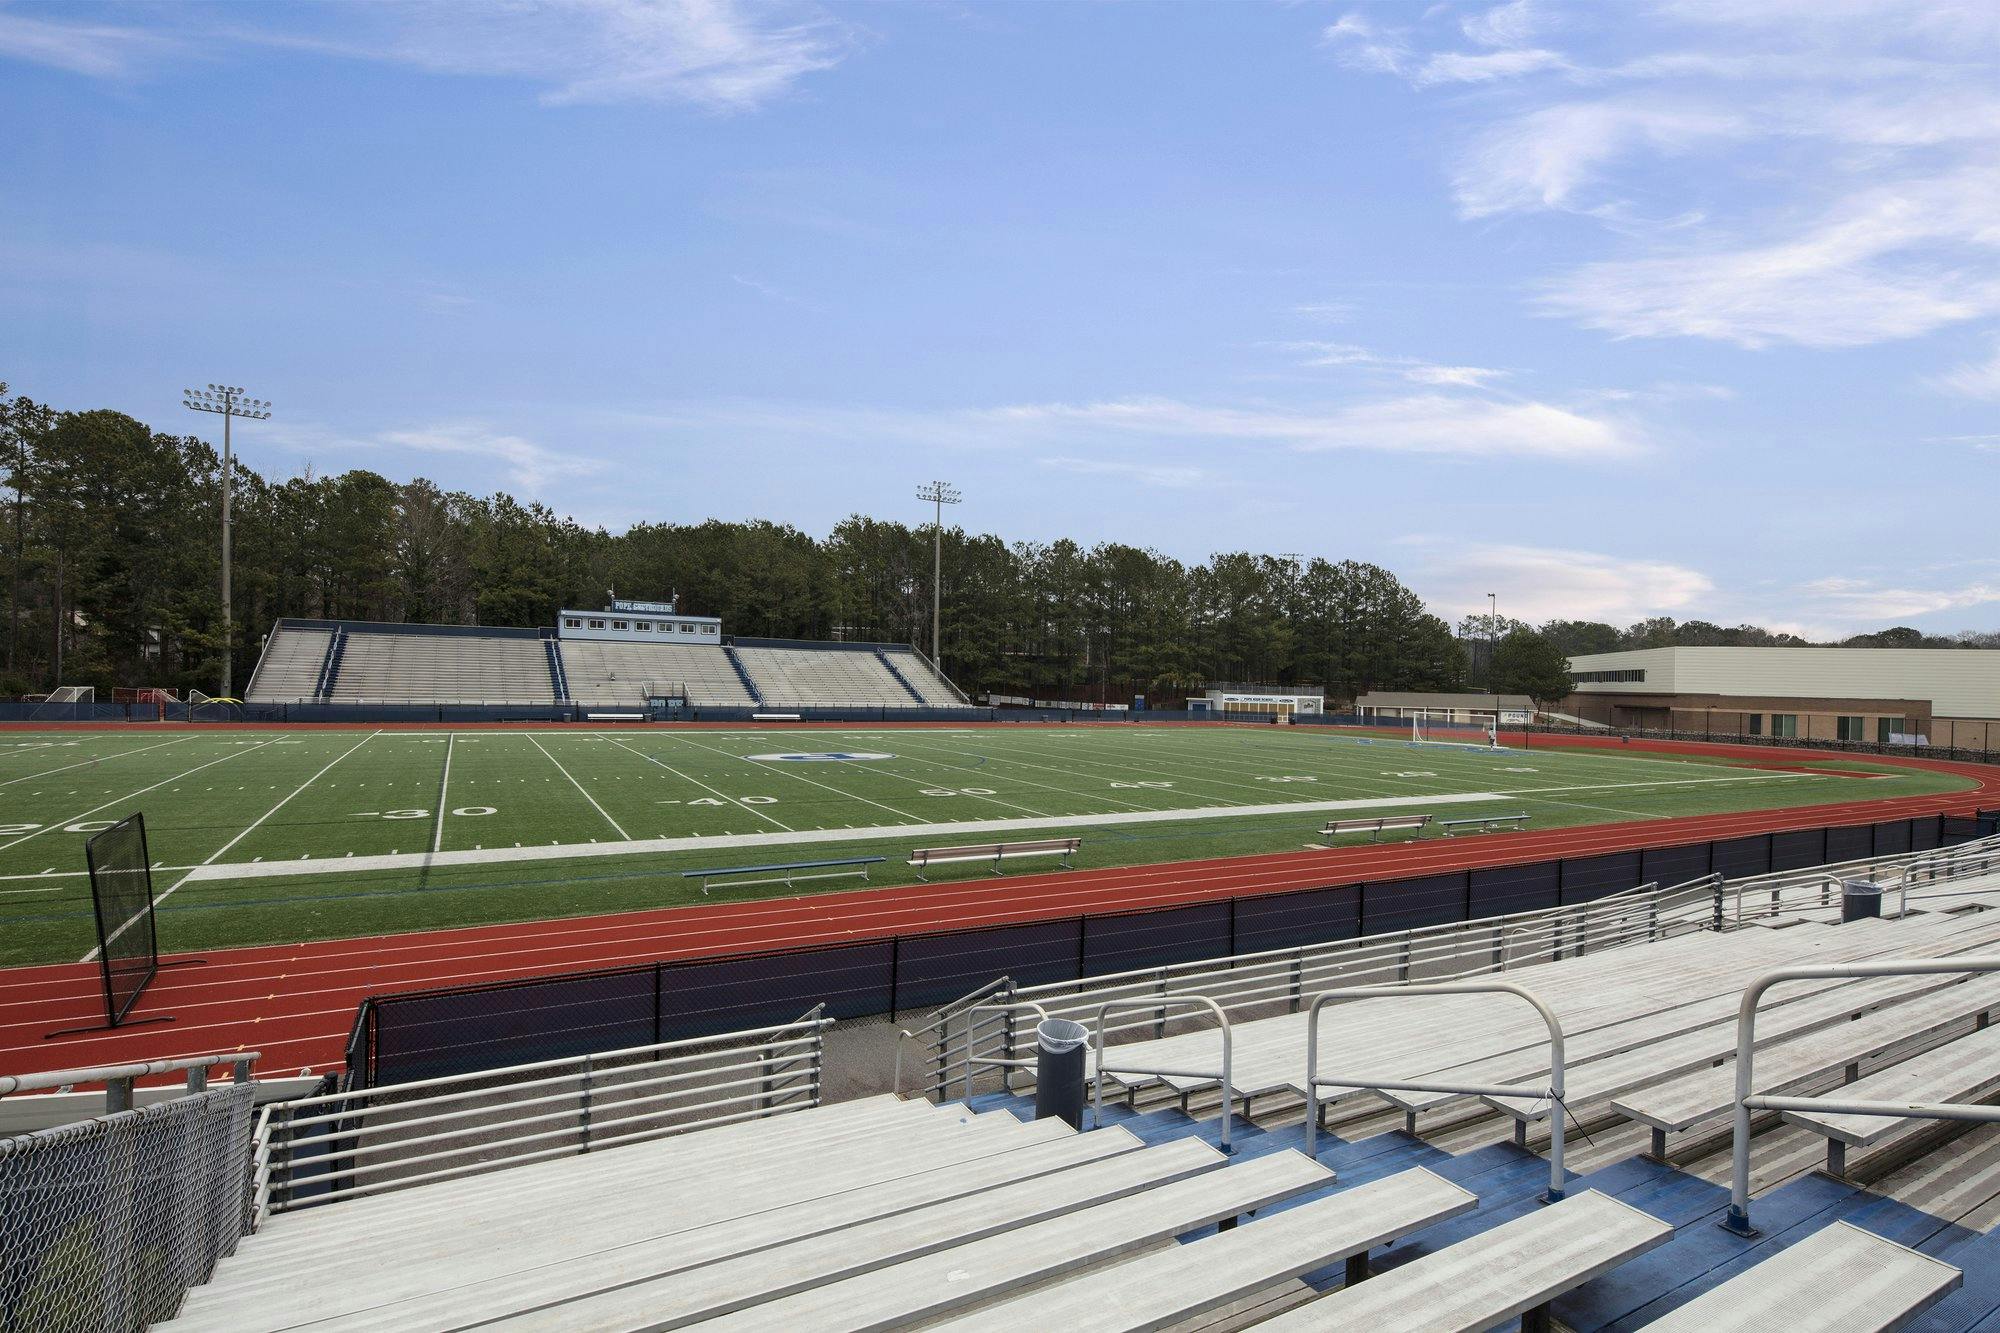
left=85, top=814, right=158, bottom=1026
left=346, top=808, right=1966, bottom=1087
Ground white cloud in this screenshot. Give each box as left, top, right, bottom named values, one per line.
left=22, top=0, right=852, bottom=111
left=1289, top=341, right=1510, bottom=386
left=1933, top=343, right=2000, bottom=399
left=1415, top=48, right=1566, bottom=87
left=1462, top=0, right=1541, bottom=49
left=1452, top=100, right=1744, bottom=219
left=627, top=391, right=1643, bottom=463
left=1038, top=456, right=1207, bottom=489
left=380, top=424, right=606, bottom=492
left=1539, top=168, right=2000, bottom=346
left=352, top=0, right=851, bottom=110
left=1796, top=575, right=2000, bottom=623
left=1411, top=541, right=1715, bottom=624
left=0, top=11, right=180, bottom=78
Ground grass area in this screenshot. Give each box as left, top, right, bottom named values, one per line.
left=0, top=725, right=1970, bottom=966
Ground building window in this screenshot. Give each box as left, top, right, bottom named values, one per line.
left=565, top=618, right=581, bottom=629
left=1770, top=714, right=1798, bottom=738
left=1572, top=669, right=1646, bottom=684
left=1747, top=714, right=1763, bottom=735
left=701, top=625, right=717, bottom=635
left=1878, top=717, right=1895, bottom=744
left=1836, top=715, right=1866, bottom=741
left=588, top=619, right=605, bottom=630
left=680, top=624, right=696, bottom=634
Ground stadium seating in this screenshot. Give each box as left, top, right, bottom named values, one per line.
left=559, top=639, right=758, bottom=707
left=327, top=629, right=555, bottom=705
left=242, top=625, right=331, bottom=703
left=733, top=645, right=939, bottom=707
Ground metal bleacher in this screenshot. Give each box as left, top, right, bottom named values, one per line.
left=242, top=625, right=333, bottom=703
left=559, top=639, right=758, bottom=707
left=327, top=628, right=556, bottom=705
left=730, top=644, right=942, bottom=708
left=49, top=838, right=2000, bottom=1329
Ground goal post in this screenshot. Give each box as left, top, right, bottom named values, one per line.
left=85, top=814, right=160, bottom=1027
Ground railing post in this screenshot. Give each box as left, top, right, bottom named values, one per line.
left=579, top=1055, right=594, bottom=1151
left=1713, top=876, right=1725, bottom=933
left=1397, top=933, right=1412, bottom=983
left=1290, top=952, right=1304, bottom=1013
left=1001, top=981, right=1019, bottom=1092
left=1156, top=971, right=1168, bottom=1039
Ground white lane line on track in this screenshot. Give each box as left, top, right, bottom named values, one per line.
left=525, top=734, right=632, bottom=840
left=181, top=789, right=1514, bottom=882
left=83, top=732, right=382, bottom=963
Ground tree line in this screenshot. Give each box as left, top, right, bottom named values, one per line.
left=2, top=379, right=1988, bottom=706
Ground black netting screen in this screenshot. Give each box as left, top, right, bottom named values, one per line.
left=1710, top=835, right=1773, bottom=881
left=85, top=814, right=157, bottom=1026
left=1560, top=850, right=1644, bottom=903
left=1642, top=842, right=1712, bottom=889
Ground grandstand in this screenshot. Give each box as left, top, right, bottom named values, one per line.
left=560, top=638, right=760, bottom=707
left=242, top=614, right=968, bottom=711
left=733, top=640, right=961, bottom=708
left=15, top=834, right=2000, bottom=1330
left=324, top=625, right=556, bottom=705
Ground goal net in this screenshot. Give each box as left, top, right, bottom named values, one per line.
left=28, top=685, right=94, bottom=721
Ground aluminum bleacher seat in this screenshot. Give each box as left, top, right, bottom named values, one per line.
left=559, top=640, right=757, bottom=707
left=731, top=645, right=930, bottom=708
left=243, top=625, right=331, bottom=702
left=326, top=629, right=555, bottom=705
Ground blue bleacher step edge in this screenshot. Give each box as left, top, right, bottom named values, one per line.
left=875, top=650, right=928, bottom=705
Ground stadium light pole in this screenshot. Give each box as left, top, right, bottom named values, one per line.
left=1488, top=591, right=1498, bottom=690
left=916, top=481, right=961, bottom=666
left=183, top=385, right=272, bottom=699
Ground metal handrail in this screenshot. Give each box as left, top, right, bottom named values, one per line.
left=258, top=1015, right=829, bottom=1212
left=959, top=1000, right=1050, bottom=1101
left=0, top=1051, right=262, bottom=1098
left=893, top=976, right=1013, bottom=1098
left=1728, top=834, right=2000, bottom=924
left=941, top=882, right=1701, bottom=1089
left=1723, top=957, right=2000, bottom=1236
left=1895, top=837, right=2000, bottom=916
left=1090, top=996, right=1234, bottom=1154
left=1304, top=981, right=1568, bottom=1201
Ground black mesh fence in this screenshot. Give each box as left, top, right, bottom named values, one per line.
left=85, top=814, right=157, bottom=1026
left=348, top=808, right=1984, bottom=1087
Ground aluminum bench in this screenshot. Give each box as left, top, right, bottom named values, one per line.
left=1259, top=1189, right=1672, bottom=1333
left=909, top=837, right=1081, bottom=880
left=1639, top=1222, right=1961, bottom=1332
left=1438, top=812, right=1532, bottom=836
left=1780, top=1022, right=2000, bottom=1174
left=680, top=855, right=888, bottom=896
left=1320, top=814, right=1432, bottom=843
left=922, top=1167, right=1476, bottom=1331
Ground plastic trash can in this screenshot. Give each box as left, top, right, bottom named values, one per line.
left=1034, top=1018, right=1091, bottom=1129
left=1842, top=879, right=1885, bottom=923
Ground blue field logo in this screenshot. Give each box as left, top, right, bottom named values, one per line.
left=746, top=751, right=895, bottom=762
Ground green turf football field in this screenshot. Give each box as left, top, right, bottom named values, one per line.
left=0, top=725, right=1970, bottom=966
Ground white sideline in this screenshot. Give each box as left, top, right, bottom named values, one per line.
left=181, top=790, right=1514, bottom=883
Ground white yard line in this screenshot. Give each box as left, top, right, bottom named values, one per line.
left=0, top=736, right=190, bottom=788
left=183, top=789, right=1515, bottom=882
left=83, top=731, right=382, bottom=962
left=526, top=734, right=632, bottom=840
left=666, top=733, right=925, bottom=825
left=0, top=738, right=288, bottom=858
left=432, top=732, right=456, bottom=855
left=596, top=735, right=791, bottom=832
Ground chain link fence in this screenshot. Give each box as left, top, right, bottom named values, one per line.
left=1, top=1069, right=257, bottom=1333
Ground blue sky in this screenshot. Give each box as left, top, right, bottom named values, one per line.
left=2, top=0, right=1997, bottom=639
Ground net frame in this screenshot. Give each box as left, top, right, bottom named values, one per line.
left=86, top=814, right=159, bottom=1027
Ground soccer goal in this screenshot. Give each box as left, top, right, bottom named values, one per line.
left=1409, top=708, right=1505, bottom=749
left=27, top=684, right=94, bottom=722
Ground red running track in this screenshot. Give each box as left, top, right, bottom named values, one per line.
left=3, top=735, right=1995, bottom=1084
